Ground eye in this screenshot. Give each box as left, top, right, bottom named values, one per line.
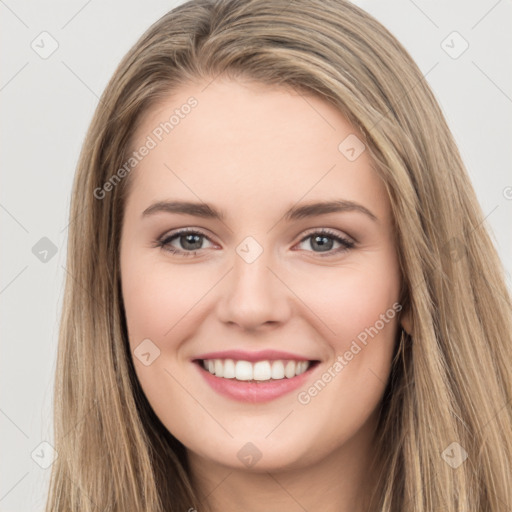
left=155, top=227, right=355, bottom=258
left=295, top=228, right=355, bottom=257
left=156, top=228, right=215, bottom=257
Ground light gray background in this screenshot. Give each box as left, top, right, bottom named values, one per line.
left=1, top=0, right=511, bottom=510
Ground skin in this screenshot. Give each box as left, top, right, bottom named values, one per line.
left=120, top=77, right=408, bottom=512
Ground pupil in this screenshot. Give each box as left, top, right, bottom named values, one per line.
left=182, top=234, right=202, bottom=250
left=312, top=235, right=333, bottom=252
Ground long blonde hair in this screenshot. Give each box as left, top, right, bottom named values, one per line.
left=46, top=1, right=512, bottom=510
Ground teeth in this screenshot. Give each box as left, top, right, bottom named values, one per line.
left=253, top=361, right=271, bottom=381
left=235, top=360, right=253, bottom=381
left=214, top=359, right=224, bottom=377
left=271, top=360, right=285, bottom=379
left=284, top=360, right=296, bottom=378
left=223, top=358, right=236, bottom=379
left=201, top=358, right=311, bottom=381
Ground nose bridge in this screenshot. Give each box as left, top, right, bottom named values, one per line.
left=216, top=235, right=290, bottom=329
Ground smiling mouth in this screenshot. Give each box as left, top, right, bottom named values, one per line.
left=194, top=358, right=320, bottom=383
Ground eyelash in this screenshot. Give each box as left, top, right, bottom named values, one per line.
left=155, top=228, right=355, bottom=258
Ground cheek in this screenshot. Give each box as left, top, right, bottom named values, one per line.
left=326, top=272, right=399, bottom=348
left=297, top=252, right=401, bottom=349
left=120, top=254, right=215, bottom=428
left=290, top=253, right=401, bottom=432
left=121, top=255, right=214, bottom=349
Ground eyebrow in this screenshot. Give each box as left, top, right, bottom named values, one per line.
left=141, top=199, right=377, bottom=222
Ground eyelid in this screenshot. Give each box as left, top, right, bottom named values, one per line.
left=298, top=226, right=355, bottom=244
left=293, top=227, right=355, bottom=257
left=158, top=227, right=217, bottom=247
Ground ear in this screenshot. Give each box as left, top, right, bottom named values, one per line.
left=400, top=307, right=413, bottom=335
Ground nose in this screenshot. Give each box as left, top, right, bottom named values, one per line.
left=216, top=244, right=292, bottom=332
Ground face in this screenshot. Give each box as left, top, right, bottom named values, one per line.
left=120, top=77, right=403, bottom=473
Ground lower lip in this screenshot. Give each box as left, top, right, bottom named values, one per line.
left=194, top=361, right=319, bottom=403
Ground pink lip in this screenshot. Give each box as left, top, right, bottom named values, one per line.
left=193, top=349, right=313, bottom=362
left=193, top=360, right=320, bottom=403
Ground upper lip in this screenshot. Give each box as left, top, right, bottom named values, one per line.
left=193, top=349, right=317, bottom=362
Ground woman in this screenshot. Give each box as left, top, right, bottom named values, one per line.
left=46, top=0, right=512, bottom=510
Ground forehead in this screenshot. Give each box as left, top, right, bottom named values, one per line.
left=124, top=77, right=388, bottom=221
